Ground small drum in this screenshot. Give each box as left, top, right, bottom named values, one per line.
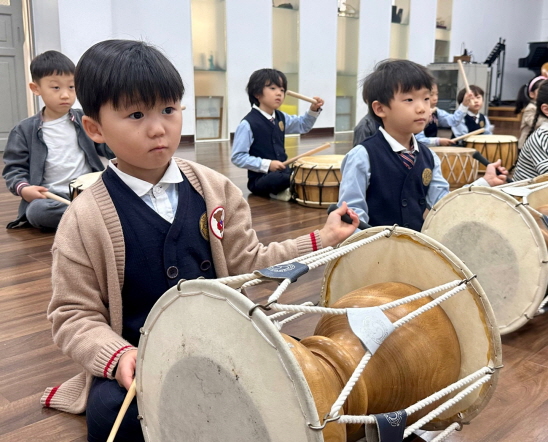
left=135, top=227, right=500, bottom=441
left=68, top=171, right=103, bottom=201
left=290, top=155, right=343, bottom=208
left=423, top=185, right=548, bottom=334
left=431, top=147, right=479, bottom=189
left=465, top=134, right=518, bottom=172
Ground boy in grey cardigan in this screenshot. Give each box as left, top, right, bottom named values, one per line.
left=2, top=50, right=113, bottom=230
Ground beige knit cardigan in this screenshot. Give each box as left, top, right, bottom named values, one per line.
left=41, top=157, right=321, bottom=413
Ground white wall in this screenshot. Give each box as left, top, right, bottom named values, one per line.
left=31, top=0, right=61, bottom=55
left=39, top=0, right=195, bottom=136
left=298, top=0, right=338, bottom=128
left=225, top=1, right=271, bottom=134
left=408, top=0, right=436, bottom=66
left=356, top=0, right=392, bottom=123
left=450, top=0, right=543, bottom=101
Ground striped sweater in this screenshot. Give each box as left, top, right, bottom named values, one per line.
left=513, top=123, right=548, bottom=181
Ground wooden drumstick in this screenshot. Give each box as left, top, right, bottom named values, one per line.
left=107, top=379, right=137, bottom=442
left=450, top=127, right=485, bottom=142
left=457, top=59, right=471, bottom=93
left=286, top=90, right=318, bottom=105
left=282, top=142, right=331, bottom=166
left=181, top=105, right=186, bottom=110
left=41, top=191, right=71, bottom=205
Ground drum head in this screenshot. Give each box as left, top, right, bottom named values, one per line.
left=136, top=280, right=323, bottom=442
left=293, top=155, right=344, bottom=169
left=320, top=227, right=501, bottom=430
left=466, top=135, right=517, bottom=143
left=423, top=187, right=548, bottom=334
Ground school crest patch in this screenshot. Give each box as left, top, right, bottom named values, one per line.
left=479, top=120, right=485, bottom=128
left=422, top=168, right=432, bottom=186
left=209, top=206, right=225, bottom=239
left=279, top=120, right=285, bottom=132
left=199, top=212, right=209, bottom=241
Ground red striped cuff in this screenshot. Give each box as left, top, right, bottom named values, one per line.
left=103, top=345, right=133, bottom=378
left=310, top=232, right=318, bottom=251
left=44, top=385, right=60, bottom=407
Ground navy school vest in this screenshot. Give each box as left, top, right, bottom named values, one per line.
left=102, top=167, right=216, bottom=346
left=244, top=108, right=287, bottom=186
left=423, top=110, right=438, bottom=138
left=464, top=113, right=487, bottom=133
left=364, top=131, right=435, bottom=231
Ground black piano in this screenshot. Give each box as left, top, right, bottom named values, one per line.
left=519, top=41, right=548, bottom=76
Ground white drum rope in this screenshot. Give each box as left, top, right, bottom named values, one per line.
left=538, top=297, right=548, bottom=311
left=402, top=374, right=491, bottom=438
left=326, top=283, right=468, bottom=420
left=338, top=366, right=493, bottom=425
left=271, top=302, right=314, bottom=330
left=269, top=279, right=463, bottom=316
left=430, top=422, right=462, bottom=442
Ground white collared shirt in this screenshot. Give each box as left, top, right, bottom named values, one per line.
left=108, top=158, right=183, bottom=223
left=379, top=127, right=419, bottom=154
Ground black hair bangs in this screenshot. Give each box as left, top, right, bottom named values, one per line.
left=246, top=68, right=288, bottom=106
left=31, top=51, right=75, bottom=82
left=362, top=59, right=434, bottom=124
left=75, top=40, right=184, bottom=122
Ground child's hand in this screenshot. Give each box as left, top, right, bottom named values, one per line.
left=319, top=201, right=359, bottom=247
left=269, top=160, right=286, bottom=172
left=20, top=185, right=49, bottom=203
left=484, top=159, right=508, bottom=186
left=462, top=91, right=475, bottom=107
left=310, top=97, right=324, bottom=112
left=438, top=138, right=456, bottom=146
left=115, top=349, right=138, bottom=390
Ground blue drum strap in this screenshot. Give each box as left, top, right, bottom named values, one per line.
left=365, top=410, right=407, bottom=442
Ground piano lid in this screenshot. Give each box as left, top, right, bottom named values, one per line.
left=519, top=41, right=548, bottom=75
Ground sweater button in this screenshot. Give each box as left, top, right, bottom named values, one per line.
left=200, top=260, right=212, bottom=271
left=166, top=266, right=179, bottom=279
left=401, top=199, right=408, bottom=207
left=419, top=198, right=426, bottom=205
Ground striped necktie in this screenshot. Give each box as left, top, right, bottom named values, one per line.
left=270, top=117, right=275, bottom=125
left=399, top=150, right=415, bottom=169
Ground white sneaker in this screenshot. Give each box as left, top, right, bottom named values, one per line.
left=269, top=188, right=292, bottom=202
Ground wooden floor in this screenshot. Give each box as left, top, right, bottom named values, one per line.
left=1, top=132, right=548, bottom=441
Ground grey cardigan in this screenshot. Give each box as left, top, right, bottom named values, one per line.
left=2, top=108, right=114, bottom=228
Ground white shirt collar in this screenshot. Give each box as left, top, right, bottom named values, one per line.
left=107, top=158, right=183, bottom=197
left=467, top=110, right=479, bottom=118
left=379, top=127, right=419, bottom=153
left=252, top=104, right=275, bottom=120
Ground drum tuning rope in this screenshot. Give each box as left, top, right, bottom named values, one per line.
left=325, top=282, right=469, bottom=421
left=429, top=422, right=463, bottom=442
left=268, top=279, right=464, bottom=316
left=334, top=366, right=492, bottom=434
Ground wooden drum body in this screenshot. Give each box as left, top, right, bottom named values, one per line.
left=291, top=155, right=343, bottom=208
left=465, top=135, right=517, bottom=172
left=431, top=147, right=479, bottom=189
left=321, top=227, right=501, bottom=431
left=134, top=227, right=500, bottom=441
left=423, top=186, right=548, bottom=334
left=69, top=171, right=103, bottom=201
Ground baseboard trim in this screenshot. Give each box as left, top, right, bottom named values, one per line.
left=180, top=135, right=195, bottom=144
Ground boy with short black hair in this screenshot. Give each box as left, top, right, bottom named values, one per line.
left=451, top=84, right=493, bottom=138
left=338, top=59, right=507, bottom=232
left=231, top=68, right=324, bottom=201
left=2, top=50, right=113, bottom=230
left=40, top=40, right=357, bottom=441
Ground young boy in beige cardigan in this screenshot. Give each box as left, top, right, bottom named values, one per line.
left=40, top=39, right=358, bottom=442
